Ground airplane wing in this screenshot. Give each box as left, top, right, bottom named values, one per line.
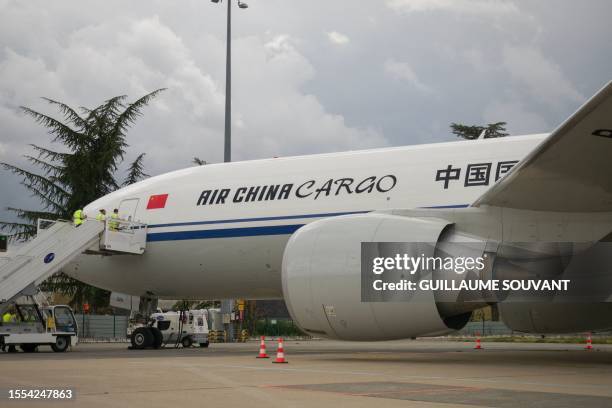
left=472, top=81, right=612, bottom=212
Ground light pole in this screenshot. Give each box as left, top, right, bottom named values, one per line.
left=211, top=0, right=249, bottom=163
left=211, top=0, right=249, bottom=343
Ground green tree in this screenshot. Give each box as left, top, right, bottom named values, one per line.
left=450, top=121, right=509, bottom=140
left=1, top=90, right=163, bottom=238
left=123, top=153, right=149, bottom=187
left=0, top=90, right=164, bottom=311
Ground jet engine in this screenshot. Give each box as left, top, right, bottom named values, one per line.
left=499, top=303, right=612, bottom=333
left=497, top=241, right=612, bottom=333
left=281, top=213, right=485, bottom=341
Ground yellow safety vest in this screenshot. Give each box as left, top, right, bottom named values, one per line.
left=96, top=212, right=105, bottom=221
left=2, top=313, right=12, bottom=323
left=46, top=315, right=56, bottom=330
left=73, top=209, right=84, bottom=226
left=109, top=213, right=119, bottom=230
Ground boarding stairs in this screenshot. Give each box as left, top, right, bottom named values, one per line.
left=0, top=219, right=147, bottom=316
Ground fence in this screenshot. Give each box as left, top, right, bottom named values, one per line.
left=455, top=321, right=514, bottom=336
left=253, top=319, right=304, bottom=337
left=74, top=314, right=129, bottom=341
left=71, top=315, right=514, bottom=340
left=452, top=321, right=612, bottom=337
left=70, top=314, right=608, bottom=342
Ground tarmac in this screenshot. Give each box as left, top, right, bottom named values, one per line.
left=2, top=339, right=612, bottom=408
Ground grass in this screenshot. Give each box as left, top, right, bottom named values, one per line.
left=447, top=336, right=612, bottom=344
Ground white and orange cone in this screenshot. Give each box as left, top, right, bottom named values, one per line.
left=585, top=333, right=593, bottom=351
left=474, top=333, right=483, bottom=350
left=273, top=338, right=288, bottom=364
left=257, top=336, right=269, bottom=358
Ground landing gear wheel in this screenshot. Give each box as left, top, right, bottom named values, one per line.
left=131, top=327, right=153, bottom=349
left=150, top=327, right=163, bottom=349
left=51, top=336, right=70, bottom=352
left=181, top=336, right=193, bottom=348
left=199, top=341, right=209, bottom=348
left=21, top=344, right=38, bottom=353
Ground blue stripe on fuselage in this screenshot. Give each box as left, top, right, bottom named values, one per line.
left=145, top=205, right=470, bottom=242
left=147, top=210, right=370, bottom=229
left=147, top=224, right=303, bottom=242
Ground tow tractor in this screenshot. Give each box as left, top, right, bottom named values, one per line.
left=0, top=297, right=78, bottom=353
left=128, top=309, right=209, bottom=350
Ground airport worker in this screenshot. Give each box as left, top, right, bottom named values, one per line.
left=46, top=314, right=56, bottom=331
left=2, top=306, right=16, bottom=323
left=96, top=209, right=107, bottom=222
left=1, top=308, right=17, bottom=352
left=1, top=311, right=8, bottom=351
left=73, top=209, right=86, bottom=227
left=109, top=208, right=120, bottom=231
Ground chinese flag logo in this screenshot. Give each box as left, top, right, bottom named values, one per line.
left=147, top=194, right=168, bottom=210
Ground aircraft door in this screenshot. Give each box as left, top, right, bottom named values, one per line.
left=118, top=198, right=140, bottom=222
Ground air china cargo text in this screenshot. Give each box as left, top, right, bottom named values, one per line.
left=196, top=175, right=397, bottom=206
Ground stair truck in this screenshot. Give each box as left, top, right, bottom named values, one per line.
left=0, top=218, right=147, bottom=353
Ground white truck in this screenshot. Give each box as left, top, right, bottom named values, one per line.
left=128, top=309, right=209, bottom=349
left=1, top=300, right=78, bottom=353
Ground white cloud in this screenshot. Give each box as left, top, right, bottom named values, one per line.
left=462, top=48, right=488, bottom=72
left=483, top=98, right=550, bottom=135
left=265, top=34, right=296, bottom=54
left=502, top=45, right=584, bottom=108
left=0, top=0, right=611, bottom=220
left=233, top=34, right=385, bottom=157
left=386, top=0, right=520, bottom=16
left=384, top=59, right=431, bottom=93
left=0, top=10, right=386, bottom=181
left=327, top=31, right=350, bottom=45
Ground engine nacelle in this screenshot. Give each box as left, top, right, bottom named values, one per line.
left=500, top=303, right=612, bottom=333
left=496, top=240, right=612, bottom=333
left=281, top=213, right=474, bottom=341
left=283, top=212, right=612, bottom=338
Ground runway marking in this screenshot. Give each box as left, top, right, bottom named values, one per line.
left=267, top=382, right=612, bottom=406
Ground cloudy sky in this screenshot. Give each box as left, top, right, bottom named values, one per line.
left=0, top=0, right=611, bottom=221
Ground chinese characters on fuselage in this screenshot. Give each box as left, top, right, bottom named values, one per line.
left=435, top=160, right=518, bottom=189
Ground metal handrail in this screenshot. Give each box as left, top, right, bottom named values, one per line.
left=36, top=218, right=69, bottom=235
left=103, top=219, right=147, bottom=235
left=36, top=218, right=57, bottom=234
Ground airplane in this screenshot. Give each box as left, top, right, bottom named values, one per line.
left=62, top=81, right=612, bottom=341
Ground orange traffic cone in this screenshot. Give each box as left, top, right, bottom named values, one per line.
left=474, top=333, right=483, bottom=350
left=585, top=333, right=593, bottom=351
left=273, top=338, right=288, bottom=364
left=256, top=336, right=269, bottom=358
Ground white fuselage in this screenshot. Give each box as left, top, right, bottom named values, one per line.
left=66, top=135, right=546, bottom=299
